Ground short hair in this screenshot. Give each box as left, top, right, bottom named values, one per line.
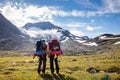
left=42, top=40, right=45, bottom=42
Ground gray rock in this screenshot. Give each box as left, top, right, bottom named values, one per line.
left=86, top=67, right=100, bottom=73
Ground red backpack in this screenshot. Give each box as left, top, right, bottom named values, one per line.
left=49, top=39, right=63, bottom=55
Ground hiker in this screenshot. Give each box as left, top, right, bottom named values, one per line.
left=48, top=38, right=63, bottom=74
left=35, top=39, right=47, bottom=75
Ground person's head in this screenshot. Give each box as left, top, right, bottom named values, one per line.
left=42, top=40, right=45, bottom=42
left=52, top=38, right=58, bottom=44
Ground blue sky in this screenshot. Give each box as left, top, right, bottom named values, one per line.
left=0, top=0, right=120, bottom=38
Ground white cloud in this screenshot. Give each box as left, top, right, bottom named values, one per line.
left=0, top=2, right=55, bottom=27
left=66, top=22, right=87, bottom=28
left=74, top=0, right=92, bottom=7
left=102, top=0, right=120, bottom=13
left=0, top=0, right=120, bottom=28
left=87, top=26, right=94, bottom=31
left=56, top=10, right=70, bottom=17
left=91, top=19, right=95, bottom=23
left=73, top=0, right=120, bottom=16
left=86, top=26, right=101, bottom=31
left=71, top=10, right=86, bottom=17
left=70, top=28, right=84, bottom=36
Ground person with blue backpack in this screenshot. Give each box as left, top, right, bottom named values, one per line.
left=34, top=39, right=47, bottom=75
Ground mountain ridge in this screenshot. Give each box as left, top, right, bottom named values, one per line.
left=0, top=13, right=120, bottom=54
left=0, top=13, right=32, bottom=51
left=23, top=21, right=88, bottom=41
left=24, top=22, right=62, bottom=30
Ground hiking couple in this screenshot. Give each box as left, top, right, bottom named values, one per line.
left=33, top=38, right=63, bottom=75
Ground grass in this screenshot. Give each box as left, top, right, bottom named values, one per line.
left=0, top=52, right=120, bottom=80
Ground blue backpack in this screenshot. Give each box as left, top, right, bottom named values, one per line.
left=33, top=40, right=46, bottom=58
left=35, top=50, right=46, bottom=56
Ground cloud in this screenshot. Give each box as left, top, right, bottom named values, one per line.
left=0, top=2, right=88, bottom=28
left=86, top=26, right=101, bottom=31
left=91, top=19, right=95, bottom=23
left=0, top=2, right=55, bottom=27
left=66, top=22, right=87, bottom=28
left=51, top=9, right=86, bottom=17
left=0, top=0, right=120, bottom=28
left=73, top=0, right=120, bottom=16
left=102, top=0, right=120, bottom=13
left=70, top=28, right=84, bottom=36
left=71, top=10, right=86, bottom=17
left=74, top=0, right=92, bottom=7
left=87, top=26, right=94, bottom=31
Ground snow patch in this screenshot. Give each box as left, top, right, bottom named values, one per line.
left=99, top=36, right=107, bottom=39
left=74, top=40, right=86, bottom=43
left=20, top=35, right=25, bottom=38
left=114, top=41, right=120, bottom=45
left=75, top=37, right=81, bottom=40
left=20, top=27, right=63, bottom=42
left=23, top=28, right=60, bottom=38
left=83, top=42, right=98, bottom=46
left=61, top=37, right=69, bottom=43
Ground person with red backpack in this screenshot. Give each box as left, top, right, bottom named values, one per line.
left=35, top=39, right=47, bottom=75
left=48, top=38, right=63, bottom=74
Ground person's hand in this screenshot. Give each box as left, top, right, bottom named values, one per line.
left=48, top=54, right=50, bottom=58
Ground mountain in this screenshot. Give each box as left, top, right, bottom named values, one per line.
left=1, top=13, right=120, bottom=54
left=0, top=13, right=31, bottom=51
left=92, top=34, right=120, bottom=45
left=22, top=22, right=99, bottom=54
left=88, top=33, right=120, bottom=54
left=0, top=14, right=94, bottom=53
left=23, top=22, right=89, bottom=41
left=24, top=22, right=62, bottom=30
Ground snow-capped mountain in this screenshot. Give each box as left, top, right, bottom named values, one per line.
left=93, top=34, right=120, bottom=44
left=96, top=34, right=120, bottom=41
left=22, top=22, right=87, bottom=42
left=87, top=33, right=120, bottom=54
left=24, top=22, right=62, bottom=30
left=1, top=13, right=120, bottom=54
left=22, top=22, right=98, bottom=47
left=21, top=21, right=100, bottom=54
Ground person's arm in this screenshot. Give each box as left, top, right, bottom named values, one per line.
left=58, top=42, right=61, bottom=50
left=46, top=42, right=50, bottom=57
left=35, top=41, right=38, bottom=51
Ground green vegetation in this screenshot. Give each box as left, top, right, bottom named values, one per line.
left=0, top=52, right=120, bottom=80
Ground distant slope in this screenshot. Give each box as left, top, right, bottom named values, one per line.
left=88, top=34, right=120, bottom=54
left=0, top=13, right=31, bottom=51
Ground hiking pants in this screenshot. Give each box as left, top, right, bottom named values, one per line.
left=38, top=55, right=46, bottom=73
left=50, top=55, right=59, bottom=73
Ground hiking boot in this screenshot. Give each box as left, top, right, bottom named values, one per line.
left=56, top=70, right=59, bottom=74
left=51, top=72, right=55, bottom=75
left=42, top=72, right=45, bottom=75
left=38, top=70, right=40, bottom=75
left=38, top=72, right=40, bottom=75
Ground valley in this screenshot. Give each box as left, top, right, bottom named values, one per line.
left=0, top=52, right=120, bottom=80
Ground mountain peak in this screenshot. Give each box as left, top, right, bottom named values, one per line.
left=23, top=21, right=62, bottom=30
